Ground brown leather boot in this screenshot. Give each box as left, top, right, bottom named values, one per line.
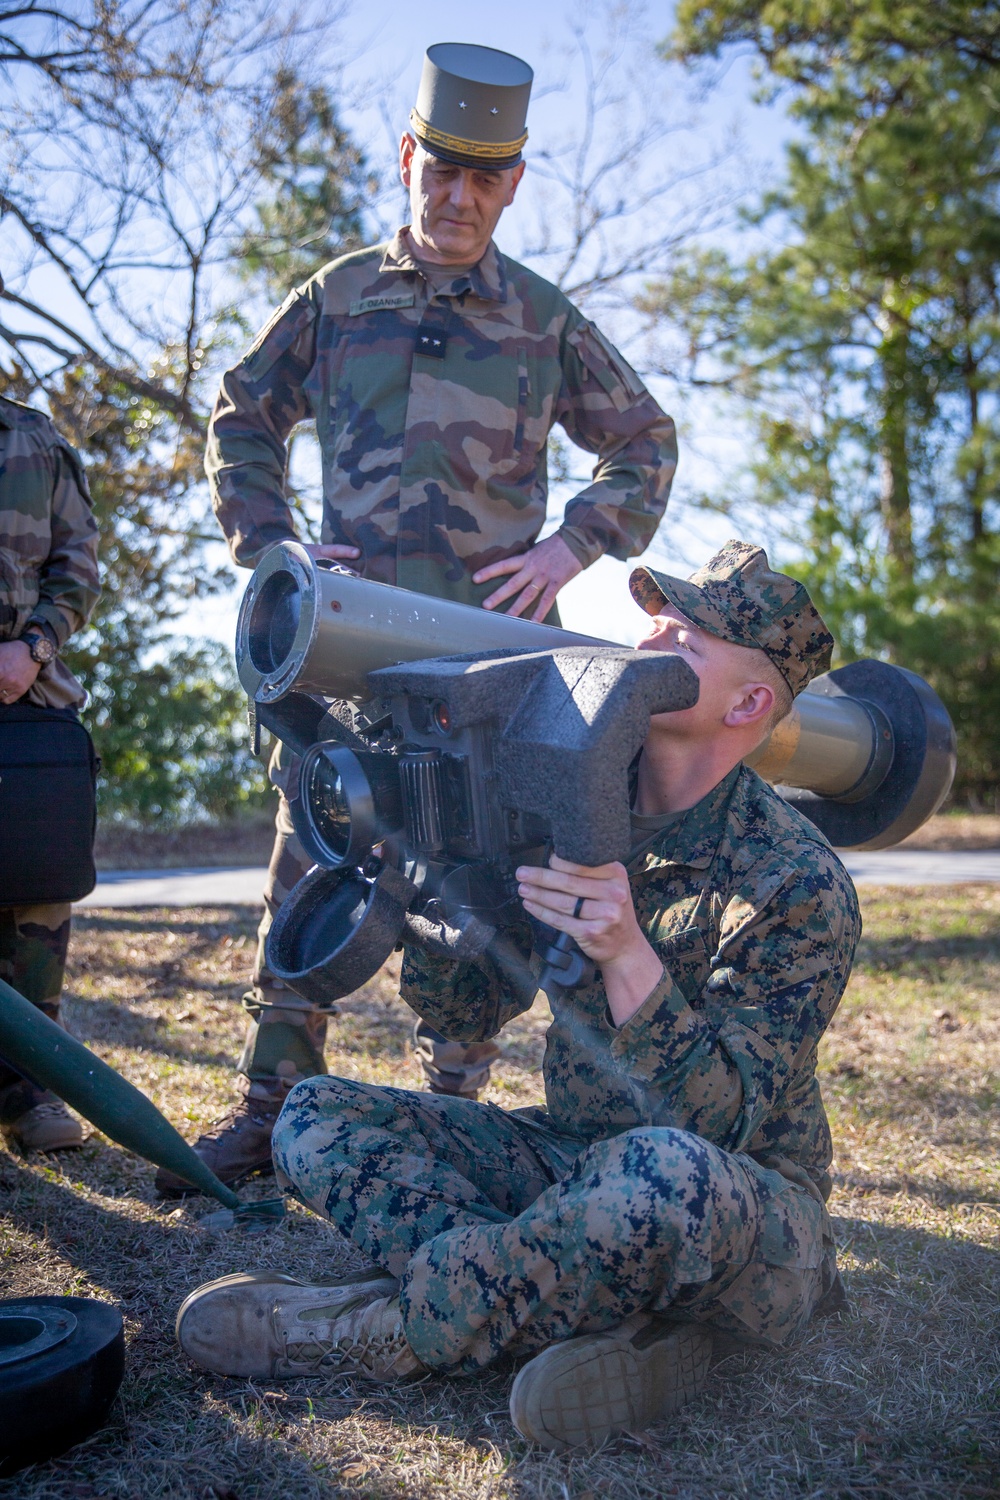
left=155, top=1093, right=284, bottom=1197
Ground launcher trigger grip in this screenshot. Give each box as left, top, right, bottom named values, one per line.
left=538, top=930, right=595, bottom=998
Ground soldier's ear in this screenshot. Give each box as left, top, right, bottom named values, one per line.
left=506, top=161, right=526, bottom=206
left=399, top=132, right=417, bottom=188
left=723, top=681, right=775, bottom=731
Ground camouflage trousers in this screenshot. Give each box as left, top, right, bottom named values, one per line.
left=273, top=1076, right=838, bottom=1374
left=0, top=902, right=72, bottom=1122
left=240, top=741, right=500, bottom=1103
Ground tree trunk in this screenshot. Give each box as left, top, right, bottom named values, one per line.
left=878, top=318, right=915, bottom=584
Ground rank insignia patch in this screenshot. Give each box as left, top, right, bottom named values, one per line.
left=415, top=325, right=448, bottom=359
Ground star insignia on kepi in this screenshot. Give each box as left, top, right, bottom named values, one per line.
left=459, top=100, right=467, bottom=109
left=490, top=106, right=499, bottom=115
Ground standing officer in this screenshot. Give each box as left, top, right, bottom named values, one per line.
left=172, top=43, right=677, bottom=1192
left=0, top=370, right=100, bottom=1153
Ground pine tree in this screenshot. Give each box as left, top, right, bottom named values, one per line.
left=649, top=0, right=1000, bottom=801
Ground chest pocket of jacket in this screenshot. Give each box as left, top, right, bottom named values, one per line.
left=424, top=332, right=528, bottom=484
left=652, top=925, right=709, bottom=1006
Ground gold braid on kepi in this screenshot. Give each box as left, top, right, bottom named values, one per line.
left=410, top=43, right=533, bottom=171
left=409, top=109, right=528, bottom=166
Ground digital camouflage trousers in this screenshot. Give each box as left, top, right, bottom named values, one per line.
left=272, top=1075, right=838, bottom=1374
left=240, top=742, right=500, bottom=1103
left=0, top=902, right=72, bottom=1121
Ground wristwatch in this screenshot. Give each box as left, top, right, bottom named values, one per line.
left=19, top=630, right=57, bottom=666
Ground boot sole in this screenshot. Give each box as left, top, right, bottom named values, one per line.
left=509, top=1321, right=713, bottom=1452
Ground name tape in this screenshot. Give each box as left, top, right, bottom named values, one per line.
left=349, top=293, right=416, bottom=317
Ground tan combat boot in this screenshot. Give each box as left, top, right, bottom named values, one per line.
left=509, top=1314, right=713, bottom=1451
left=3, top=1100, right=83, bottom=1153
left=154, top=1093, right=283, bottom=1196
left=175, top=1268, right=425, bottom=1382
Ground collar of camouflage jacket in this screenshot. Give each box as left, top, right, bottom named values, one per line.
left=634, top=763, right=743, bottom=873
left=380, top=228, right=508, bottom=304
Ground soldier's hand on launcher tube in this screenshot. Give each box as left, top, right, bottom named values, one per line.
left=301, top=543, right=361, bottom=566
left=516, top=854, right=665, bottom=1027
left=474, top=533, right=583, bottom=622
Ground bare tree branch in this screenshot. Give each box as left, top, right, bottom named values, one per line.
left=0, top=0, right=341, bottom=427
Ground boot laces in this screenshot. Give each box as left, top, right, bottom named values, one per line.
left=282, top=1316, right=406, bottom=1375
left=24, top=1102, right=72, bottom=1122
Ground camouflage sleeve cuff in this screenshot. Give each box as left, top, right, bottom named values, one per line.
left=607, top=967, right=695, bottom=1074
left=555, top=522, right=604, bottom=570
left=26, top=600, right=72, bottom=649
left=26, top=617, right=59, bottom=649
left=238, top=526, right=301, bottom=570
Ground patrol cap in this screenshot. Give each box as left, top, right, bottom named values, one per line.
left=630, top=539, right=835, bottom=697
left=410, top=43, right=533, bottom=171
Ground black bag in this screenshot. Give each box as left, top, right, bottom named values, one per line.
left=0, top=703, right=98, bottom=905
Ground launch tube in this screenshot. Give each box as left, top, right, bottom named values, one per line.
left=236, top=542, right=608, bottom=704
left=235, top=543, right=956, bottom=849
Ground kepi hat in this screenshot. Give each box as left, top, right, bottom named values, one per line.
left=630, top=540, right=835, bottom=697
left=410, top=43, right=533, bottom=171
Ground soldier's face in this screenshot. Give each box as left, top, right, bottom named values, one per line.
left=638, top=607, right=777, bottom=739
left=400, top=135, right=525, bottom=264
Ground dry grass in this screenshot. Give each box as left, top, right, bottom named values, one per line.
left=899, top=813, right=1000, bottom=851
left=1, top=889, right=998, bottom=1499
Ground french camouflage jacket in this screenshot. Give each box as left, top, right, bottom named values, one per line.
left=401, top=764, right=861, bottom=1197
left=206, top=230, right=677, bottom=605
left=0, top=397, right=100, bottom=710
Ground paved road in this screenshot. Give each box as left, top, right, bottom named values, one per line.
left=77, top=867, right=269, bottom=908
left=75, top=850, right=1000, bottom=908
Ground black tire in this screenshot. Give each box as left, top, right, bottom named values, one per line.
left=0, top=1297, right=124, bottom=1476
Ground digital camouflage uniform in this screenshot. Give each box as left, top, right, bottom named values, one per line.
left=206, top=228, right=677, bottom=1100
left=273, top=763, right=861, bottom=1373
left=0, top=396, right=100, bottom=1123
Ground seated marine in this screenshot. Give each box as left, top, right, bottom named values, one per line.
left=175, top=542, right=860, bottom=1452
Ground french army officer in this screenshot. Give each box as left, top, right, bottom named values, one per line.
left=171, top=43, right=678, bottom=1193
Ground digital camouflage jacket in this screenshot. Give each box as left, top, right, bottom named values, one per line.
left=207, top=231, right=677, bottom=604
left=401, top=764, right=861, bottom=1196
left=0, top=397, right=100, bottom=710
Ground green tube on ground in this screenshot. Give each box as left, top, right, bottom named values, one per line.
left=0, top=977, right=241, bottom=1210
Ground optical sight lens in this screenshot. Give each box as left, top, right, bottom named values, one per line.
left=307, top=753, right=353, bottom=863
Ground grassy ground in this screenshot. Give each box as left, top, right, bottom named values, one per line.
left=1, top=889, right=998, bottom=1499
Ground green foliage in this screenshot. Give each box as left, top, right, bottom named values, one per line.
left=652, top=0, right=1000, bottom=803
left=235, top=71, right=379, bottom=300
left=80, top=639, right=269, bottom=824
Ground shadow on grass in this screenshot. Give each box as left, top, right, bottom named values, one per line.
left=836, top=1172, right=1000, bottom=1210
left=73, top=908, right=260, bottom=938
left=61, top=991, right=241, bottom=1072
left=855, top=929, right=1000, bottom=975
left=825, top=1072, right=1000, bottom=1129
